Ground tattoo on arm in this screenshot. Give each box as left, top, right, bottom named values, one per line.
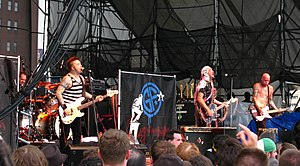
left=60, top=77, right=70, bottom=89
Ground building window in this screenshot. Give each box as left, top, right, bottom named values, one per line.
left=13, top=42, right=17, bottom=53
left=8, top=0, right=12, bottom=11
left=0, top=0, right=2, bottom=9
left=14, top=21, right=17, bottom=31
left=7, top=42, right=11, bottom=52
left=7, top=20, right=11, bottom=31
left=14, top=2, right=18, bottom=12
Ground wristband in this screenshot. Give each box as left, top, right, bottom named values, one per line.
left=61, top=104, right=67, bottom=109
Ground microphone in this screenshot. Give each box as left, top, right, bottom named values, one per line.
left=224, top=73, right=238, bottom=77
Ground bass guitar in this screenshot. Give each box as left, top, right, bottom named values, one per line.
left=199, top=98, right=238, bottom=125
left=59, top=89, right=118, bottom=124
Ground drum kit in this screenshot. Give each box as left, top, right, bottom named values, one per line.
left=18, top=81, right=69, bottom=141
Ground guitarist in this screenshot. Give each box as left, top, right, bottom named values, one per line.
left=250, top=73, right=281, bottom=131
left=56, top=56, right=103, bottom=150
left=194, top=66, right=227, bottom=127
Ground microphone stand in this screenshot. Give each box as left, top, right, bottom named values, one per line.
left=88, top=71, right=100, bottom=139
left=230, top=76, right=233, bottom=127
left=225, top=74, right=237, bottom=127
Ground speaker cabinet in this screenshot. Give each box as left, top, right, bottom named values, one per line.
left=63, top=143, right=99, bottom=166
left=182, top=127, right=237, bottom=154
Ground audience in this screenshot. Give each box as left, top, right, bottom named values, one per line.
left=176, top=142, right=200, bottom=161
left=153, top=154, right=192, bottom=166
left=79, top=157, right=103, bottom=166
left=7, top=121, right=300, bottom=166
left=13, top=145, right=48, bottom=166
left=150, top=140, right=176, bottom=163
left=164, top=129, right=184, bottom=148
left=189, top=155, right=213, bottom=166
left=41, top=144, right=67, bottom=166
left=99, top=129, right=130, bottom=166
left=279, top=149, right=300, bottom=166
left=214, top=137, right=244, bottom=166
left=292, top=120, right=300, bottom=149
left=257, top=138, right=278, bottom=165
left=277, top=142, right=297, bottom=159
left=234, top=148, right=268, bottom=166
left=127, top=147, right=146, bottom=166
left=82, top=148, right=100, bottom=159
left=0, top=141, right=15, bottom=166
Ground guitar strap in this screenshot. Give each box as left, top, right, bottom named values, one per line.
left=267, top=85, right=270, bottom=108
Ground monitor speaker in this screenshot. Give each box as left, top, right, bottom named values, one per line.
left=63, top=143, right=99, bottom=166
left=182, top=127, right=237, bottom=154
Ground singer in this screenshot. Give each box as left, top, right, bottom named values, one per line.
left=55, top=56, right=104, bottom=150
left=194, top=66, right=229, bottom=127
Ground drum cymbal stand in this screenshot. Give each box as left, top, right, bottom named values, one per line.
left=28, top=88, right=44, bottom=141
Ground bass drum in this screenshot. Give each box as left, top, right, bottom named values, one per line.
left=55, top=117, right=72, bottom=140
left=35, top=113, right=51, bottom=138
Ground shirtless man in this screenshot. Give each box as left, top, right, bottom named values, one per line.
left=250, top=73, right=281, bottom=129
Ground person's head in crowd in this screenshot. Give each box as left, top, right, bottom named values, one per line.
left=212, top=134, right=231, bottom=153
left=99, top=129, right=130, bottom=166
left=153, top=154, right=191, bottom=166
left=234, top=148, right=268, bottom=166
left=82, top=148, right=100, bottom=159
left=292, top=120, right=300, bottom=149
left=257, top=138, right=277, bottom=159
left=176, top=142, right=200, bottom=161
left=0, top=141, right=15, bottom=166
left=150, top=140, right=176, bottom=163
left=203, top=150, right=216, bottom=165
left=79, top=157, right=103, bottom=166
left=13, top=145, right=48, bottom=166
left=278, top=142, right=297, bottom=159
left=279, top=149, right=300, bottom=166
left=214, top=137, right=244, bottom=166
left=127, top=146, right=146, bottom=166
left=19, top=71, right=27, bottom=87
left=164, top=129, right=184, bottom=148
left=41, top=144, right=67, bottom=166
left=189, top=154, right=213, bottom=166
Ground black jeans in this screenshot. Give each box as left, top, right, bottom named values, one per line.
left=59, top=117, right=81, bottom=150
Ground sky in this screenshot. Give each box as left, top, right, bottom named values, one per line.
left=37, top=1, right=47, bottom=51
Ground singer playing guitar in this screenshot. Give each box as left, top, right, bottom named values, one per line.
left=56, top=56, right=104, bottom=150
left=249, top=73, right=283, bottom=131
left=194, top=66, right=228, bottom=127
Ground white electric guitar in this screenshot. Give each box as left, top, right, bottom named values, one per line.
left=59, top=89, right=118, bottom=124
left=250, top=106, right=287, bottom=121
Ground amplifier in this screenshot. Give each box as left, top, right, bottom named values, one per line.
left=181, top=126, right=237, bottom=154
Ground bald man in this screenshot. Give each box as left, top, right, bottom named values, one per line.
left=250, top=73, right=281, bottom=129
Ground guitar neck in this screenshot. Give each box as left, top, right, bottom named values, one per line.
left=78, top=95, right=108, bottom=110
left=214, top=101, right=230, bottom=112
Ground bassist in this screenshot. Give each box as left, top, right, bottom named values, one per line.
left=56, top=56, right=103, bottom=150
left=250, top=73, right=281, bottom=131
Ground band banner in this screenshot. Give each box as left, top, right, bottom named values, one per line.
left=120, top=71, right=177, bottom=145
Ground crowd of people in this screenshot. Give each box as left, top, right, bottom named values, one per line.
left=0, top=123, right=300, bottom=166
